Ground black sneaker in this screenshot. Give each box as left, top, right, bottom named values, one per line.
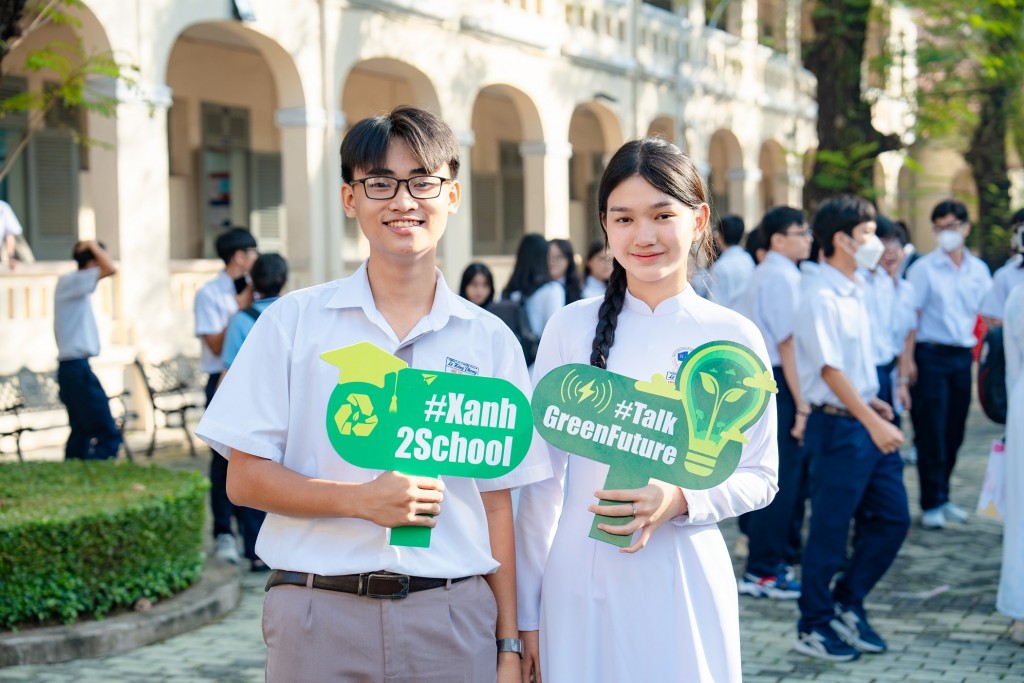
left=793, top=623, right=861, bottom=662
left=832, top=604, right=887, bottom=653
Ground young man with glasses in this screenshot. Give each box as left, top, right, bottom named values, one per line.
left=736, top=206, right=811, bottom=600
left=196, top=107, right=549, bottom=683
left=905, top=199, right=993, bottom=529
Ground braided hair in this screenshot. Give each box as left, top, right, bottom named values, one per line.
left=589, top=138, right=710, bottom=369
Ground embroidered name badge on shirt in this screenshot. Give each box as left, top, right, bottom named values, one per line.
left=446, top=357, right=480, bottom=376
left=666, top=347, right=692, bottom=383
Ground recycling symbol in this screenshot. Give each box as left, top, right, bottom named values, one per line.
left=333, top=392, right=379, bottom=437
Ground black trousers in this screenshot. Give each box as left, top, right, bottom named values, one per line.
left=57, top=358, right=122, bottom=460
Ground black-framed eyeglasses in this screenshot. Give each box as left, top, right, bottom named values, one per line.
left=785, top=228, right=812, bottom=238
left=932, top=220, right=965, bottom=232
left=350, top=175, right=450, bottom=200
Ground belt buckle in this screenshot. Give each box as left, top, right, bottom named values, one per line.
left=365, top=573, right=409, bottom=599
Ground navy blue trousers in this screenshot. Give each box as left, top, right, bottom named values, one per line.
left=206, top=373, right=265, bottom=560
left=57, top=358, right=122, bottom=460
left=909, top=344, right=973, bottom=512
left=797, top=412, right=910, bottom=632
left=744, top=366, right=807, bottom=576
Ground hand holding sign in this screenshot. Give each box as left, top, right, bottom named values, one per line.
left=533, top=340, right=777, bottom=546
left=322, top=342, right=534, bottom=547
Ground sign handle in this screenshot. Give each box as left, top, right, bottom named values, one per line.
left=588, top=468, right=651, bottom=548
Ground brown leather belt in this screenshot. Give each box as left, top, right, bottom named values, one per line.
left=811, top=403, right=855, bottom=419
left=265, top=569, right=472, bottom=599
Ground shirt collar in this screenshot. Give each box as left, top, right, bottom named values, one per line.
left=764, top=250, right=799, bottom=271
left=325, top=260, right=479, bottom=327
left=624, top=284, right=700, bottom=316
left=820, top=262, right=861, bottom=296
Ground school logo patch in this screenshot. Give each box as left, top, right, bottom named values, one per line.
left=446, top=357, right=480, bottom=376
left=667, top=346, right=692, bottom=383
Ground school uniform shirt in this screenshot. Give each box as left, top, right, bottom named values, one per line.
left=522, top=280, right=564, bottom=337
left=740, top=250, right=802, bottom=367
left=709, top=245, right=755, bottom=311
left=906, top=249, right=992, bottom=348
left=194, top=271, right=239, bottom=374
left=795, top=263, right=879, bottom=409
left=221, top=296, right=280, bottom=369
left=54, top=268, right=101, bottom=361
left=861, top=267, right=899, bottom=366
left=891, top=278, right=917, bottom=359
left=980, top=255, right=1024, bottom=321
left=516, top=288, right=778, bottom=683
left=582, top=275, right=607, bottom=299
left=195, top=261, right=552, bottom=579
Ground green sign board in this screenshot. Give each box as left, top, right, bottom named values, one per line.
left=532, top=341, right=777, bottom=546
left=322, top=342, right=534, bottom=547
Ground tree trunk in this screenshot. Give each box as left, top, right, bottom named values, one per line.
left=802, top=0, right=900, bottom=210
left=964, top=83, right=1011, bottom=269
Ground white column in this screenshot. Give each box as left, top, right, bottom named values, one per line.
left=520, top=140, right=573, bottom=238
left=439, top=129, right=476, bottom=282
left=786, top=0, right=802, bottom=64
left=110, top=80, right=173, bottom=350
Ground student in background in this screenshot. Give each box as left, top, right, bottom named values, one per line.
left=793, top=195, right=909, bottom=662
left=707, top=214, right=755, bottom=311
left=505, top=234, right=564, bottom=337
left=979, top=208, right=1024, bottom=328
left=459, top=261, right=497, bottom=309
left=548, top=238, right=583, bottom=305
left=582, top=239, right=614, bottom=299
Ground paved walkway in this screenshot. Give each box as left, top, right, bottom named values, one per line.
left=1, top=404, right=1019, bottom=682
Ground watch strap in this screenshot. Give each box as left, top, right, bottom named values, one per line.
left=496, top=638, right=524, bottom=658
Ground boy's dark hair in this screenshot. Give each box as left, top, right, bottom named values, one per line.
left=931, top=199, right=968, bottom=223
left=591, top=137, right=708, bottom=369
left=1010, top=208, right=1024, bottom=226
left=875, top=214, right=897, bottom=241
left=459, top=262, right=495, bottom=307
left=716, top=215, right=745, bottom=247
left=812, top=195, right=876, bottom=258
left=744, top=223, right=766, bottom=263
left=252, top=253, right=288, bottom=297
left=340, top=106, right=460, bottom=183
left=72, top=240, right=106, bottom=269
left=215, top=227, right=257, bottom=265
left=761, top=206, right=806, bottom=245
left=895, top=219, right=911, bottom=246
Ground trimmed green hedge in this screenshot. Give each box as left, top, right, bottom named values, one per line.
left=0, top=461, right=209, bottom=629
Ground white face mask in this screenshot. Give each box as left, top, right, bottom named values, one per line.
left=853, top=234, right=885, bottom=270
left=936, top=228, right=964, bottom=253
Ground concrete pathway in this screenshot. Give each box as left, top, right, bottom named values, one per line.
left=1, top=404, right=1019, bottom=682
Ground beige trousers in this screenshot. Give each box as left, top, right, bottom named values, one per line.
left=262, top=575, right=497, bottom=682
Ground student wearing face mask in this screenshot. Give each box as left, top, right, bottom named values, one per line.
left=792, top=196, right=909, bottom=662
left=860, top=216, right=911, bottom=440
left=905, top=200, right=993, bottom=530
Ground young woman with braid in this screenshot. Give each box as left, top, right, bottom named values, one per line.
left=515, top=138, right=779, bottom=682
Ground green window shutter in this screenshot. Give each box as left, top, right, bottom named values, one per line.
left=249, top=151, right=283, bottom=253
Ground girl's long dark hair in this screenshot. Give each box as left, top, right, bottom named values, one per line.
left=459, top=262, right=494, bottom=307
left=590, top=138, right=710, bottom=369
left=550, top=238, right=583, bottom=305
left=504, top=233, right=551, bottom=300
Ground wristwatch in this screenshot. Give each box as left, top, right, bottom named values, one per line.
left=496, top=638, right=524, bottom=659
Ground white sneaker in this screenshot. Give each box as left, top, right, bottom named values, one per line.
left=941, top=502, right=969, bottom=523
left=214, top=533, right=241, bottom=564
left=921, top=508, right=946, bottom=529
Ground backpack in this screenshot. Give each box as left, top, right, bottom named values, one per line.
left=488, top=299, right=540, bottom=366
left=241, top=306, right=262, bottom=322
left=978, top=326, right=1007, bottom=424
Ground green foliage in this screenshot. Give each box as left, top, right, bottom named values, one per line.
left=0, top=461, right=208, bottom=630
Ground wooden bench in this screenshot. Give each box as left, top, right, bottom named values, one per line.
left=0, top=367, right=135, bottom=462
left=133, top=355, right=207, bottom=458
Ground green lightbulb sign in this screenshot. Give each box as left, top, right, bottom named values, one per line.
left=321, top=342, right=534, bottom=548
left=532, top=340, right=777, bottom=547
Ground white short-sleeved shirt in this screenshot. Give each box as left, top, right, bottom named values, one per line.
left=522, top=280, right=564, bottom=337
left=54, top=268, right=101, bottom=361
left=195, top=261, right=553, bottom=578
left=906, top=249, right=992, bottom=347
left=740, top=250, right=802, bottom=367
left=980, top=255, right=1024, bottom=321
left=194, top=271, right=239, bottom=374
left=0, top=200, right=23, bottom=238
left=795, top=263, right=879, bottom=408
left=861, top=267, right=899, bottom=366
left=708, top=245, right=755, bottom=311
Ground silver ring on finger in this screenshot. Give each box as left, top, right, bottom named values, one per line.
left=631, top=505, right=638, bottom=517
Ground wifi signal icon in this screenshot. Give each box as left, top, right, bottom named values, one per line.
left=560, top=369, right=614, bottom=414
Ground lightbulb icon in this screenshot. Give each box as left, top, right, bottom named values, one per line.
left=676, top=341, right=777, bottom=477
